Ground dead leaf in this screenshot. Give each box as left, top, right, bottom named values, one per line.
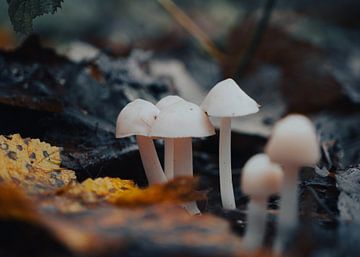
left=61, top=176, right=206, bottom=207
left=0, top=134, right=76, bottom=193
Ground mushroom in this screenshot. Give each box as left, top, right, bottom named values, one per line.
left=156, top=95, right=185, bottom=179
left=241, top=154, right=283, bottom=251
left=265, top=114, right=320, bottom=251
left=116, top=99, right=167, bottom=185
left=201, top=78, right=259, bottom=209
left=151, top=100, right=215, bottom=214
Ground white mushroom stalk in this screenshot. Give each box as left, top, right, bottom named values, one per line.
left=151, top=100, right=215, bottom=215
left=156, top=95, right=185, bottom=180
left=164, top=138, right=174, bottom=179
left=116, top=99, right=167, bottom=185
left=201, top=78, right=259, bottom=209
left=265, top=114, right=320, bottom=253
left=240, top=154, right=283, bottom=252
left=136, top=135, right=167, bottom=184
left=174, top=137, right=200, bottom=215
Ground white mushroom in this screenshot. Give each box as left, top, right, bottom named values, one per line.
left=265, top=114, right=320, bottom=252
left=156, top=95, right=184, bottom=110
left=151, top=100, right=215, bottom=214
left=116, top=99, right=167, bottom=185
left=156, top=95, right=185, bottom=179
left=241, top=154, right=283, bottom=252
left=201, top=78, right=259, bottom=209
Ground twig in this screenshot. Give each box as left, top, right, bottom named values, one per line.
left=158, top=0, right=226, bottom=63
left=236, top=0, right=277, bottom=77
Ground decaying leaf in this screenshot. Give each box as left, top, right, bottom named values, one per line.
left=61, top=176, right=206, bottom=207
left=0, top=134, right=248, bottom=257
left=0, top=134, right=76, bottom=193
left=0, top=134, right=204, bottom=208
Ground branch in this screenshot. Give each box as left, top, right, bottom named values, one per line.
left=158, top=0, right=226, bottom=64
left=236, top=0, right=277, bottom=77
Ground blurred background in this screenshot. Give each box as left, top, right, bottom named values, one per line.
left=0, top=0, right=359, bottom=167
left=0, top=3, right=360, bottom=256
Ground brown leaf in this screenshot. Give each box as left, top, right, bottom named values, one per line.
left=60, top=176, right=206, bottom=207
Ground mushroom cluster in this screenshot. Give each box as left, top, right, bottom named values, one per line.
left=240, top=114, right=319, bottom=253
left=115, top=79, right=320, bottom=253
left=116, top=96, right=215, bottom=214
left=116, top=78, right=260, bottom=214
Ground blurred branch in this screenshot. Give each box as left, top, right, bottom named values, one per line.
left=236, top=0, right=277, bottom=77
left=158, top=0, right=277, bottom=79
left=158, top=0, right=226, bottom=64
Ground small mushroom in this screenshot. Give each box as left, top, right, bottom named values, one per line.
left=265, top=114, right=320, bottom=252
left=156, top=95, right=185, bottom=179
left=241, top=154, right=283, bottom=251
left=201, top=78, right=259, bottom=209
left=151, top=100, right=215, bottom=214
left=116, top=99, right=167, bottom=185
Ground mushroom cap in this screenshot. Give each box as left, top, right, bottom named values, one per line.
left=156, top=95, right=185, bottom=110
left=116, top=99, right=159, bottom=138
left=150, top=100, right=215, bottom=138
left=200, top=78, right=259, bottom=117
left=265, top=114, right=320, bottom=166
left=241, top=154, right=283, bottom=198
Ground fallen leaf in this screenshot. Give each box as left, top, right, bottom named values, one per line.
left=0, top=134, right=76, bottom=193
left=0, top=181, right=242, bottom=256
left=61, top=176, right=206, bottom=207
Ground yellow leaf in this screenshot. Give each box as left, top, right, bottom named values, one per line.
left=62, top=176, right=205, bottom=207
left=0, top=134, right=76, bottom=193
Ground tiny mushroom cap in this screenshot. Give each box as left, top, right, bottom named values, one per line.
left=116, top=99, right=159, bottom=138
left=201, top=78, right=259, bottom=117
left=265, top=114, right=320, bottom=166
left=242, top=154, right=283, bottom=198
left=156, top=95, right=185, bottom=110
left=150, top=100, right=215, bottom=138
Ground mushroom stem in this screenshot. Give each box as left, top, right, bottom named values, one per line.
left=274, top=164, right=299, bottom=252
left=278, top=165, right=299, bottom=226
left=136, top=135, right=167, bottom=185
left=164, top=138, right=174, bottom=179
left=219, top=117, right=236, bottom=209
left=241, top=197, right=267, bottom=251
left=174, top=137, right=200, bottom=215
left=174, top=137, right=193, bottom=176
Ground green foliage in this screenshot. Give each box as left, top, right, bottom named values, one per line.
left=7, top=0, right=63, bottom=34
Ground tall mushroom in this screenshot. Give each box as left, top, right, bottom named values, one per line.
left=241, top=154, right=283, bottom=251
left=156, top=95, right=185, bottom=179
left=265, top=114, right=320, bottom=252
left=116, top=99, right=167, bottom=185
left=151, top=100, right=215, bottom=214
left=201, top=78, right=259, bottom=209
